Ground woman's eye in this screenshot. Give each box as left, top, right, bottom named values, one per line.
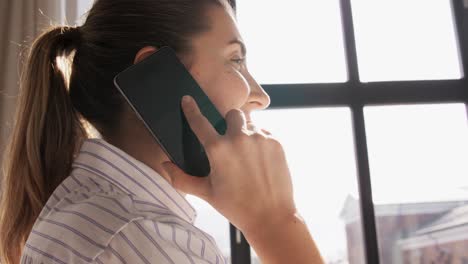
left=231, top=57, right=245, bottom=65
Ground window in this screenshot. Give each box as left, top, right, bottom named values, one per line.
left=365, top=104, right=468, bottom=205
left=251, top=108, right=363, bottom=263
left=236, top=0, right=347, bottom=84
left=351, top=0, right=462, bottom=82
left=236, top=0, right=468, bottom=263
left=365, top=103, right=468, bottom=264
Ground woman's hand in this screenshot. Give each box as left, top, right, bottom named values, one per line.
left=161, top=95, right=296, bottom=234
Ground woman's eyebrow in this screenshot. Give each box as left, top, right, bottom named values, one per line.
left=227, top=38, right=247, bottom=57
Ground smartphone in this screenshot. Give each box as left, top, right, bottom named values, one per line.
left=113, top=46, right=227, bottom=177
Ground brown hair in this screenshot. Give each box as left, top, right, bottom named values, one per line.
left=0, top=0, right=233, bottom=263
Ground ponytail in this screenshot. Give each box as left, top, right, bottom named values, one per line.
left=0, top=26, right=87, bottom=264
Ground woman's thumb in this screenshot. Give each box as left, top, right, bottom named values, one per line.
left=161, top=161, right=211, bottom=200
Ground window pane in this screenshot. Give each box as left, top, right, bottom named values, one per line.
left=186, top=195, right=231, bottom=263
left=251, top=108, right=364, bottom=263
left=351, top=0, right=462, bottom=82
left=237, top=0, right=347, bottom=84
left=363, top=103, right=468, bottom=263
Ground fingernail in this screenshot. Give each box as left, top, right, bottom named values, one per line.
left=182, top=95, right=192, bottom=105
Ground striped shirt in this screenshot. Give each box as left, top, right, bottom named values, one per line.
left=21, top=138, right=226, bottom=264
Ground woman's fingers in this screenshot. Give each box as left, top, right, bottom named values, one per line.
left=181, top=95, right=220, bottom=147
left=182, top=95, right=271, bottom=144
left=223, top=109, right=272, bottom=138
left=246, top=121, right=273, bottom=137
left=161, top=161, right=211, bottom=201
left=225, top=108, right=249, bottom=137
left=261, top=128, right=272, bottom=136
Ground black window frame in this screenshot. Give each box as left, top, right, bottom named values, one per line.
left=229, top=0, right=468, bottom=263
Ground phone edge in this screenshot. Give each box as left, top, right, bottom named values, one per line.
left=112, top=75, right=182, bottom=170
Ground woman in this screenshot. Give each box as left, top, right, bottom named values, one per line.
left=0, top=0, right=324, bottom=263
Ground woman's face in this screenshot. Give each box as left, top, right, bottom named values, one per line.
left=184, top=5, right=270, bottom=122
left=123, top=4, right=270, bottom=188
left=134, top=5, right=270, bottom=123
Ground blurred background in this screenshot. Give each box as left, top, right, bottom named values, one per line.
left=1, top=1, right=468, bottom=263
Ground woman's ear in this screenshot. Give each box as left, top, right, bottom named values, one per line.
left=134, top=46, right=158, bottom=64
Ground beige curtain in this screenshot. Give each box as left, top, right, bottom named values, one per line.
left=0, top=0, right=78, bottom=170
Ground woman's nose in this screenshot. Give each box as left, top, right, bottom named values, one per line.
left=243, top=74, right=271, bottom=113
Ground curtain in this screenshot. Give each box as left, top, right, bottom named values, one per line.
left=0, top=0, right=78, bottom=171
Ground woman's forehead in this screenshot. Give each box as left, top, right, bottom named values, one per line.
left=200, top=5, right=242, bottom=46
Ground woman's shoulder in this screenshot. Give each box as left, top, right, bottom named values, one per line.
left=25, top=188, right=226, bottom=263
left=24, top=188, right=180, bottom=261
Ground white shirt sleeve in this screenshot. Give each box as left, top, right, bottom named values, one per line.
left=94, top=219, right=225, bottom=264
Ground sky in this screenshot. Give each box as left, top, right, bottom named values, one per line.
left=76, top=0, right=468, bottom=262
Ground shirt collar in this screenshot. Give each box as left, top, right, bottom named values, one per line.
left=72, top=138, right=197, bottom=224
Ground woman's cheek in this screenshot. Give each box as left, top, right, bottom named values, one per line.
left=228, top=67, right=250, bottom=100
left=234, top=69, right=250, bottom=96
left=218, top=69, right=250, bottom=114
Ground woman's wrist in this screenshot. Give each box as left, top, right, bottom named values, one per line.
left=242, top=211, right=324, bottom=264
left=241, top=209, right=302, bottom=244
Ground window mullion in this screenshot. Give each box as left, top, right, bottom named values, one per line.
left=350, top=104, right=380, bottom=264
left=230, top=224, right=251, bottom=264
left=450, top=0, right=468, bottom=132
left=340, top=0, right=380, bottom=262
left=340, top=0, right=360, bottom=84
left=451, top=0, right=468, bottom=82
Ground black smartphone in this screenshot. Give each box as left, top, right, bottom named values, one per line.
left=113, top=46, right=227, bottom=177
